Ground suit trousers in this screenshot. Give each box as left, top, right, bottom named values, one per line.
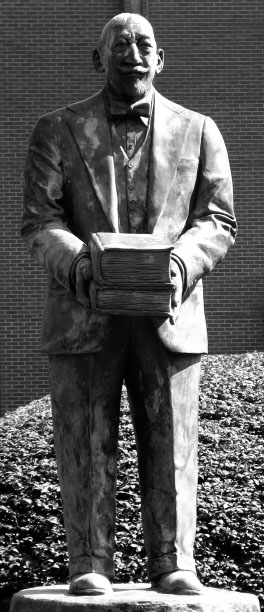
left=49, top=316, right=201, bottom=580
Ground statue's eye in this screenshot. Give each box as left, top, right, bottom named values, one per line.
left=140, top=44, right=152, bottom=52
left=139, top=42, right=152, bottom=49
left=114, top=41, right=127, bottom=50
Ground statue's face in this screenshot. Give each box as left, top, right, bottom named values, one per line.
left=99, top=15, right=164, bottom=101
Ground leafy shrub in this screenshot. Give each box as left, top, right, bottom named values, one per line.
left=0, top=353, right=263, bottom=609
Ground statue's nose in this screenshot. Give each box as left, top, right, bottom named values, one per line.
left=126, top=42, right=142, bottom=64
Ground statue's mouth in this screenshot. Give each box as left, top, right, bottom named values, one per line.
left=119, top=67, right=147, bottom=77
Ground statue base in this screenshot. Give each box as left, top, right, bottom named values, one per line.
left=9, top=583, right=260, bottom=612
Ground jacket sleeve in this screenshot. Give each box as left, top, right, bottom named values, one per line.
left=21, top=112, right=90, bottom=291
left=171, top=116, right=237, bottom=294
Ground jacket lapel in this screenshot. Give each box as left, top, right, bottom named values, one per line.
left=148, top=91, right=190, bottom=232
left=66, top=89, right=191, bottom=235
left=66, top=91, right=119, bottom=233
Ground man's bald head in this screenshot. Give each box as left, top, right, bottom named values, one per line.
left=99, top=13, right=156, bottom=51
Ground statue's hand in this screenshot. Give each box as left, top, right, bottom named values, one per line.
left=75, top=257, right=93, bottom=307
left=78, top=258, right=92, bottom=280
left=170, top=258, right=183, bottom=322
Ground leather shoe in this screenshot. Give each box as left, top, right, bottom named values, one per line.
left=69, top=572, right=113, bottom=596
left=152, top=570, right=204, bottom=595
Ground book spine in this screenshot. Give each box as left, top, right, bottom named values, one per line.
left=89, top=234, right=105, bottom=284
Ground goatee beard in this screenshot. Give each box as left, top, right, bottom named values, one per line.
left=121, top=79, right=152, bottom=102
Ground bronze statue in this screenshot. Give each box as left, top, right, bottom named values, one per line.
left=22, top=13, right=237, bottom=597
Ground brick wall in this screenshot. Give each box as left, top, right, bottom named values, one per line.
left=1, top=0, right=263, bottom=414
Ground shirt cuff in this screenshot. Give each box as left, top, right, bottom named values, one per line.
left=170, top=253, right=187, bottom=294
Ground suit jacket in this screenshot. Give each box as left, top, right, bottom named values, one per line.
left=22, top=88, right=237, bottom=354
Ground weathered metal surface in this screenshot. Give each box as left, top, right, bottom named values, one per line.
left=10, top=584, right=260, bottom=612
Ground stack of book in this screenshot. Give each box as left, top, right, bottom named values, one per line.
left=89, top=232, right=175, bottom=316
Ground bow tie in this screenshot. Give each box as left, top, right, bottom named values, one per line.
left=109, top=100, right=151, bottom=121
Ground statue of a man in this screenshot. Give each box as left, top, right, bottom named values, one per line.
left=22, top=13, right=236, bottom=597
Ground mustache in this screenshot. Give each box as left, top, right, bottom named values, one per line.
left=117, top=66, right=148, bottom=75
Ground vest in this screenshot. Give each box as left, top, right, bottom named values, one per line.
left=110, top=118, right=152, bottom=233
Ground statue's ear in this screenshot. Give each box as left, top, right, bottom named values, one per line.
left=155, top=48, right=164, bottom=75
left=92, top=48, right=105, bottom=73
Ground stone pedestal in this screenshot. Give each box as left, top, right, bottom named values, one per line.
left=9, top=583, right=260, bottom=612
